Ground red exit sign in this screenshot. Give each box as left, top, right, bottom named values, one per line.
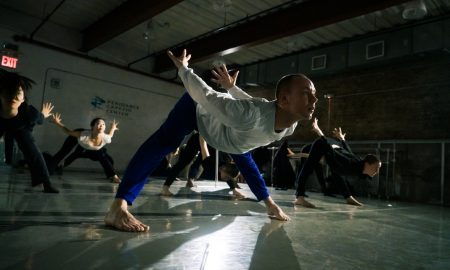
left=1, top=55, right=18, bottom=69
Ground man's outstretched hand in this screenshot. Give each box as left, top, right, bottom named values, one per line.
left=211, top=64, right=239, bottom=90
left=167, top=49, right=191, bottom=69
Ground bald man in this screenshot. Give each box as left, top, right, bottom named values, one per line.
left=104, top=49, right=318, bottom=232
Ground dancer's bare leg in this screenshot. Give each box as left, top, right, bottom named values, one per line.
left=346, top=196, right=363, bottom=206
left=294, top=196, right=316, bottom=208
left=110, top=175, right=121, bottom=183
left=104, top=199, right=149, bottom=232
left=160, top=185, right=173, bottom=196
left=232, top=189, right=246, bottom=200
left=265, top=197, right=290, bottom=221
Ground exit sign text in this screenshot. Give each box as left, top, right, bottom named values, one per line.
left=1, top=55, right=18, bottom=69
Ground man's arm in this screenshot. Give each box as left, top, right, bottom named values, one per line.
left=51, top=113, right=82, bottom=138
left=168, top=50, right=258, bottom=128
left=211, top=65, right=252, bottom=100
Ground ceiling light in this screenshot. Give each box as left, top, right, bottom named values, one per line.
left=212, top=0, right=232, bottom=12
left=402, top=0, right=427, bottom=20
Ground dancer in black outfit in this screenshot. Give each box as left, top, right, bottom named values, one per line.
left=272, top=140, right=296, bottom=190
left=299, top=140, right=365, bottom=205
left=161, top=132, right=245, bottom=199
left=295, top=118, right=381, bottom=208
left=198, top=135, right=245, bottom=199
left=0, top=69, right=58, bottom=193
left=50, top=113, right=121, bottom=183
left=160, top=132, right=202, bottom=194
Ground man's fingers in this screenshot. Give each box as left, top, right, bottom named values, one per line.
left=167, top=50, right=176, bottom=61
left=232, top=70, right=240, bottom=80
left=220, top=64, right=228, bottom=73
left=211, top=70, right=220, bottom=78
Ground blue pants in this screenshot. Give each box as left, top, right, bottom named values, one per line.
left=116, top=93, right=269, bottom=204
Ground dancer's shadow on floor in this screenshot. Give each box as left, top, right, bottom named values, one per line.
left=249, top=219, right=302, bottom=270
left=4, top=193, right=262, bottom=269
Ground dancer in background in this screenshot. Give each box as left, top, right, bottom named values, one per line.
left=0, top=69, right=59, bottom=193
left=51, top=113, right=121, bottom=183
left=198, top=135, right=246, bottom=200
left=160, top=132, right=202, bottom=194
left=295, top=118, right=381, bottom=208
left=160, top=132, right=245, bottom=199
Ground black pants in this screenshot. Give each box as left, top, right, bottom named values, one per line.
left=63, top=145, right=116, bottom=178
left=52, top=132, right=116, bottom=178
left=273, top=141, right=296, bottom=189
left=325, top=172, right=352, bottom=198
left=52, top=129, right=85, bottom=169
left=4, top=132, right=13, bottom=164
left=297, top=141, right=353, bottom=198
left=163, top=133, right=237, bottom=189
left=164, top=133, right=211, bottom=186
left=8, top=129, right=52, bottom=186
left=295, top=137, right=333, bottom=197
left=297, top=144, right=327, bottom=193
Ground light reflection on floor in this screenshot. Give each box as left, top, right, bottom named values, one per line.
left=0, top=167, right=449, bottom=269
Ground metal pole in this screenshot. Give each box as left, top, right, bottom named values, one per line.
left=392, top=143, right=396, bottom=197
left=215, top=149, right=219, bottom=188
left=270, top=148, right=275, bottom=187
left=385, top=148, right=390, bottom=200
left=376, top=143, right=381, bottom=198
left=441, top=143, right=445, bottom=205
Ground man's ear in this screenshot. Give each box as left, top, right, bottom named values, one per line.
left=277, top=92, right=289, bottom=108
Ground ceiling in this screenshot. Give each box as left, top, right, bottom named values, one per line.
left=1, top=0, right=449, bottom=79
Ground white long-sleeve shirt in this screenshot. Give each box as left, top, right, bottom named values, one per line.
left=178, top=66, right=297, bottom=154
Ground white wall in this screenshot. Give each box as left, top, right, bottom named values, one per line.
left=1, top=28, right=185, bottom=172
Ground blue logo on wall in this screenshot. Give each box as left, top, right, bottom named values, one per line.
left=91, top=96, right=106, bottom=110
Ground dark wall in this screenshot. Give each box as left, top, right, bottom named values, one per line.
left=248, top=53, right=450, bottom=141
left=306, top=53, right=450, bottom=140
left=246, top=52, right=450, bottom=205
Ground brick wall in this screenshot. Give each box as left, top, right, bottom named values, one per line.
left=246, top=52, right=450, bottom=204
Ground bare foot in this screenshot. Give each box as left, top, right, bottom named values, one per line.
left=232, top=189, right=246, bottom=200
left=185, top=179, right=194, bottom=188
left=294, top=196, right=316, bottom=208
left=264, top=197, right=290, bottom=221
left=160, top=185, right=173, bottom=196
left=110, top=175, right=121, bottom=183
left=104, top=199, right=149, bottom=232
left=346, top=196, right=363, bottom=206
